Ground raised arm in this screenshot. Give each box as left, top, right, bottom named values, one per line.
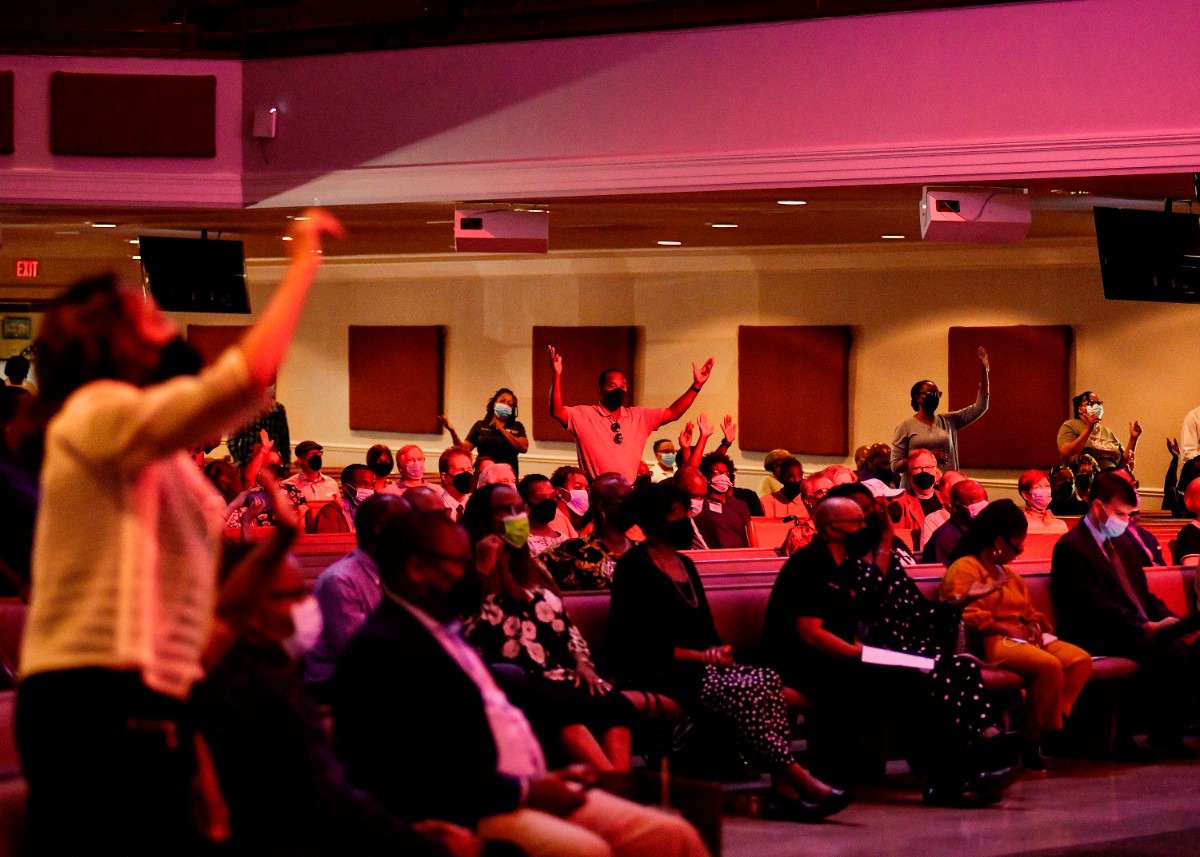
left=548, top=345, right=567, bottom=428
left=715, top=414, right=736, bottom=455
left=684, top=412, right=714, bottom=469
left=437, top=414, right=471, bottom=451
left=659, top=358, right=714, bottom=425
left=1125, top=419, right=1142, bottom=468
left=240, top=209, right=345, bottom=391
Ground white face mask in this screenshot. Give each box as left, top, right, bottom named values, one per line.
left=1029, top=488, right=1052, bottom=511
left=567, top=489, right=590, bottom=516
left=966, top=499, right=989, bottom=519
left=689, top=497, right=705, bottom=518
left=709, top=474, right=733, bottom=494
left=404, top=461, right=425, bottom=480
left=355, top=488, right=374, bottom=504
left=1097, top=504, right=1129, bottom=539
left=283, top=596, right=323, bottom=659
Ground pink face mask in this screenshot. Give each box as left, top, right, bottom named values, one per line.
left=1028, top=488, right=1052, bottom=510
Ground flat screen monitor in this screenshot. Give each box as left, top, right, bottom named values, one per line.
left=139, top=235, right=250, bottom=313
left=1094, top=206, right=1200, bottom=303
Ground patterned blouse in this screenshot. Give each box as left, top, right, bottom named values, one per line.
left=465, top=587, right=591, bottom=682
left=224, top=484, right=307, bottom=528
left=539, top=534, right=621, bottom=590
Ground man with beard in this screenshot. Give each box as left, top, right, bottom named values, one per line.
left=547, top=346, right=714, bottom=483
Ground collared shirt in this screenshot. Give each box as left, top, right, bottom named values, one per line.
left=647, top=461, right=676, bottom=483
left=430, top=484, right=471, bottom=521
left=388, top=593, right=546, bottom=780
left=283, top=471, right=340, bottom=503
left=305, top=548, right=383, bottom=684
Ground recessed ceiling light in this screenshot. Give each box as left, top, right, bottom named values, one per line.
left=657, top=240, right=682, bottom=246
left=281, top=235, right=293, bottom=241
left=90, top=222, right=117, bottom=228
left=881, top=234, right=906, bottom=240
left=776, top=200, right=807, bottom=206
left=292, top=216, right=310, bottom=222
left=128, top=239, right=139, bottom=245
left=131, top=255, right=141, bottom=261
left=710, top=223, right=738, bottom=228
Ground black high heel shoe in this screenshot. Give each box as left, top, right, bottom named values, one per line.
left=762, top=787, right=852, bottom=822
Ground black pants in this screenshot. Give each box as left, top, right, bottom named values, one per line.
left=16, top=669, right=204, bottom=857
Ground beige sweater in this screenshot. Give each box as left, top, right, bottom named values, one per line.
left=23, top=348, right=261, bottom=699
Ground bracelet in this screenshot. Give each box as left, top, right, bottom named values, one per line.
left=689, top=384, right=702, bottom=394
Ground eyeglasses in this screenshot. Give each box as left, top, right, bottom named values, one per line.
left=921, top=391, right=942, bottom=400
left=611, top=421, right=623, bottom=445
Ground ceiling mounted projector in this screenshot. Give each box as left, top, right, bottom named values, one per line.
left=454, top=209, right=549, bottom=253
left=920, top=186, right=1031, bottom=243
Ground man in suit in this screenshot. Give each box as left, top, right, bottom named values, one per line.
left=1050, top=471, right=1200, bottom=757
left=333, top=510, right=709, bottom=857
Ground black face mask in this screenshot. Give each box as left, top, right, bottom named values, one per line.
left=370, top=459, right=394, bottom=478
left=149, top=336, right=203, bottom=383
left=451, top=471, right=473, bottom=495
left=307, top=454, right=323, bottom=471
left=601, top=388, right=626, bottom=411
left=663, top=518, right=695, bottom=551
left=530, top=498, right=558, bottom=525
left=781, top=481, right=803, bottom=501
left=1075, top=473, right=1093, bottom=493
left=912, top=471, right=936, bottom=492
left=919, top=394, right=939, bottom=416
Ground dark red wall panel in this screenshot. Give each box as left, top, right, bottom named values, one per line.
left=0, top=72, right=12, bottom=155
left=531, top=326, right=638, bottom=442
left=349, top=325, right=444, bottom=434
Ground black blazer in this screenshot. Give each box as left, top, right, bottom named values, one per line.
left=333, top=598, right=524, bottom=827
left=1050, top=521, right=1171, bottom=657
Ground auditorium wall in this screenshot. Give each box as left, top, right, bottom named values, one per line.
left=173, top=236, right=1200, bottom=501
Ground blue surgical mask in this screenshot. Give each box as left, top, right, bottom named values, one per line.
left=1098, top=505, right=1129, bottom=539
left=659, top=452, right=676, bottom=468
left=1086, top=403, right=1104, bottom=420
left=493, top=403, right=513, bottom=420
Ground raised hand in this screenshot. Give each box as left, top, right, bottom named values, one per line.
left=1130, top=419, right=1143, bottom=439
left=692, top=357, right=715, bottom=387
left=548, top=345, right=563, bottom=374
left=697, top=412, right=712, bottom=437
left=679, top=421, right=695, bottom=449
left=1168, top=437, right=1180, bottom=458
left=721, top=414, right=737, bottom=444
left=978, top=346, right=989, bottom=371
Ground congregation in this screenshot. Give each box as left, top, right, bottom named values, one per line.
left=4, top=210, right=1200, bottom=857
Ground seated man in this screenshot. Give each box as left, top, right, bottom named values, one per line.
left=693, top=452, right=751, bottom=549
left=334, top=511, right=710, bottom=857
left=540, top=473, right=634, bottom=589
left=760, top=457, right=807, bottom=519
left=284, top=439, right=340, bottom=503
left=647, top=438, right=677, bottom=483
left=917, top=470, right=966, bottom=551
left=386, top=444, right=428, bottom=494
left=921, top=480, right=987, bottom=565
left=434, top=446, right=474, bottom=521
left=892, top=449, right=945, bottom=532
left=1050, top=471, right=1200, bottom=757
left=313, top=464, right=377, bottom=533
left=305, top=493, right=410, bottom=700
left=1174, top=478, right=1200, bottom=561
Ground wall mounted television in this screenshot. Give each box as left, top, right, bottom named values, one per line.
left=1094, top=206, right=1200, bottom=303
left=139, top=235, right=250, bottom=313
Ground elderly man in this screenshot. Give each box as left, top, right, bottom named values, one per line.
left=891, top=449, right=945, bottom=532
left=1051, top=471, right=1200, bottom=758
left=548, top=345, right=714, bottom=483
left=386, top=444, right=427, bottom=494
left=305, top=493, right=410, bottom=700
left=284, top=439, right=339, bottom=502
left=921, top=480, right=988, bottom=565
left=334, top=511, right=710, bottom=857
left=435, top=446, right=474, bottom=520
left=540, top=473, right=634, bottom=589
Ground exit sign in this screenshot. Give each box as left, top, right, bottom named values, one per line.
left=15, top=259, right=39, bottom=278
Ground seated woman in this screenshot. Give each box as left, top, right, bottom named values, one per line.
left=1057, top=390, right=1140, bottom=471
left=550, top=465, right=590, bottom=538
left=940, top=500, right=1093, bottom=774
left=760, top=457, right=807, bottom=519
left=607, top=481, right=850, bottom=822
left=463, top=483, right=633, bottom=772
left=1017, top=469, right=1068, bottom=534
left=518, top=473, right=570, bottom=556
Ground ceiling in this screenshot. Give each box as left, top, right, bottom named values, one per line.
left=0, top=174, right=1194, bottom=303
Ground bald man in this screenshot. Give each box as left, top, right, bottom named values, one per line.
left=672, top=466, right=710, bottom=550
left=921, top=480, right=988, bottom=565
left=1174, top=480, right=1200, bottom=561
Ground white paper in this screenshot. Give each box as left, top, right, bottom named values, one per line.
left=861, top=645, right=936, bottom=672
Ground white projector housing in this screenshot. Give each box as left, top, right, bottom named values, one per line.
left=454, top=209, right=549, bottom=253
left=920, top=187, right=1031, bottom=243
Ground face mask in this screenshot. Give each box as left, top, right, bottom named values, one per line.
left=283, top=596, right=323, bottom=659
left=354, top=488, right=374, bottom=504
left=1086, top=403, right=1104, bottom=420
left=149, top=336, right=203, bottom=383
left=659, top=452, right=676, bottom=468
left=501, top=513, right=530, bottom=549
left=1029, top=488, right=1052, bottom=510
left=493, top=403, right=513, bottom=421
left=709, top=474, right=732, bottom=494
left=781, top=481, right=803, bottom=501
left=307, top=454, right=323, bottom=472
left=567, top=490, right=590, bottom=516
left=1098, top=505, right=1129, bottom=539
left=919, top=394, right=939, bottom=416
left=601, top=388, right=626, bottom=411
left=911, top=472, right=936, bottom=492
left=530, top=498, right=558, bottom=525
left=664, top=518, right=696, bottom=551
left=404, top=461, right=425, bottom=480
left=966, top=500, right=988, bottom=519
left=1076, top=473, right=1094, bottom=494
left=689, top=497, right=705, bottom=518
left=370, top=459, right=393, bottom=478
left=452, top=471, right=473, bottom=495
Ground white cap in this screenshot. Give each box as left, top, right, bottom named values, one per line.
left=861, top=477, right=904, bottom=499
